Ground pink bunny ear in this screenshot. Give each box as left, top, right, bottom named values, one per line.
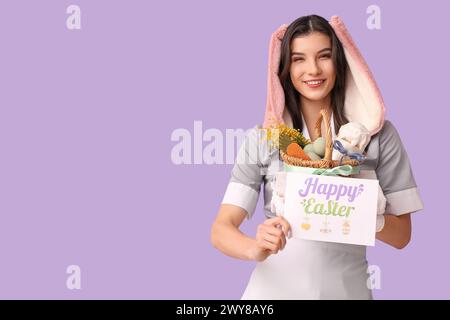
left=263, top=24, right=288, bottom=128
left=329, top=16, right=385, bottom=135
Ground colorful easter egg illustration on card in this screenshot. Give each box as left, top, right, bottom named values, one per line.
left=342, top=220, right=351, bottom=235
left=320, top=221, right=332, bottom=234
left=301, top=217, right=311, bottom=231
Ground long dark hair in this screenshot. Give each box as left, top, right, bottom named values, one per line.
left=279, top=15, right=349, bottom=133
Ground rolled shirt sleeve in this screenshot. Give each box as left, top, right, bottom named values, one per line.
left=222, top=127, right=268, bottom=219
left=375, top=120, right=424, bottom=216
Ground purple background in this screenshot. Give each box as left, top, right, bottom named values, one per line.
left=0, top=0, right=447, bottom=299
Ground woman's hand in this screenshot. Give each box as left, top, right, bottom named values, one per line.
left=249, top=216, right=291, bottom=262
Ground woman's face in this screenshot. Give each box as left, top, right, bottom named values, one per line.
left=289, top=32, right=336, bottom=102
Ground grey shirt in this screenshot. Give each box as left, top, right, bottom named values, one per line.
left=221, top=119, right=424, bottom=299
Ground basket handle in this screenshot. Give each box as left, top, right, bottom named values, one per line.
left=314, top=109, right=333, bottom=161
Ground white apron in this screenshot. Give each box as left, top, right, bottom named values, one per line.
left=241, top=170, right=381, bottom=300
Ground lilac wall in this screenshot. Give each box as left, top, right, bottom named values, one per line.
left=0, top=0, right=446, bottom=299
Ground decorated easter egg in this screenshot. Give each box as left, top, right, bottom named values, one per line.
left=303, top=143, right=314, bottom=154
left=306, top=152, right=321, bottom=161
left=313, top=137, right=326, bottom=156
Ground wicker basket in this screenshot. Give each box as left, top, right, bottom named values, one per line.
left=280, top=109, right=359, bottom=169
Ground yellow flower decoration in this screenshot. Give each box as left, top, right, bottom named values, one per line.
left=260, top=121, right=311, bottom=152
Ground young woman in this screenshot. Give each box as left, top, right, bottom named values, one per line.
left=210, top=15, right=424, bottom=299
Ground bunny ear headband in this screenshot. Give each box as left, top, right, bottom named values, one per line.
left=263, top=16, right=385, bottom=136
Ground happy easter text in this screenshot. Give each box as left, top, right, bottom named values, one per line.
left=302, top=198, right=355, bottom=217
left=298, top=177, right=364, bottom=202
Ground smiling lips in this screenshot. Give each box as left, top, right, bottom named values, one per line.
left=304, top=79, right=325, bottom=88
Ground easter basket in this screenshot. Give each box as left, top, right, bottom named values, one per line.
left=279, top=109, right=360, bottom=175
